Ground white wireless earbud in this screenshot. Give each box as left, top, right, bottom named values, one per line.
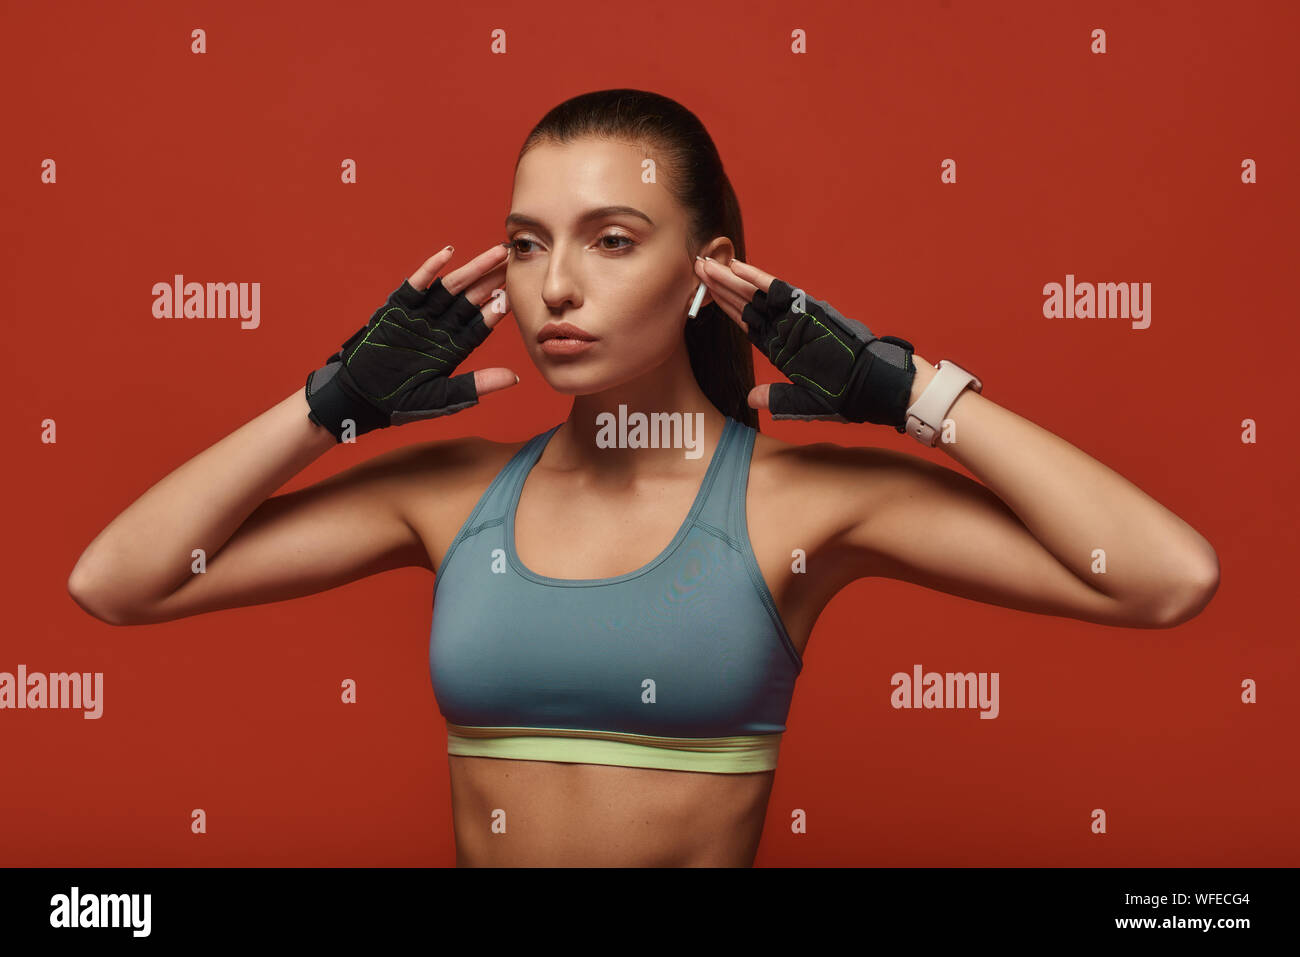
left=687, top=281, right=707, bottom=318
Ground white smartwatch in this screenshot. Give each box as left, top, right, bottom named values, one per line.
left=904, top=359, right=982, bottom=447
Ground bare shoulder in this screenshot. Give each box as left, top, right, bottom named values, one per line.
left=748, top=428, right=934, bottom=540
left=364, top=431, right=531, bottom=572
left=744, top=427, right=968, bottom=605
left=738, top=428, right=930, bottom=641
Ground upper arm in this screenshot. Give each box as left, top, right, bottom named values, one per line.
left=123, top=442, right=444, bottom=626
left=820, top=445, right=1155, bottom=628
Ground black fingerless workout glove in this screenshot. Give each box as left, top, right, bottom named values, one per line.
left=741, top=277, right=917, bottom=431
left=305, top=277, right=491, bottom=442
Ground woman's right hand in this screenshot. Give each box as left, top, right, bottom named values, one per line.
left=304, top=243, right=517, bottom=442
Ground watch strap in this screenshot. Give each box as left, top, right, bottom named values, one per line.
left=904, top=359, right=982, bottom=446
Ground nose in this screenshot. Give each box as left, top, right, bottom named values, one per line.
left=540, top=242, right=583, bottom=310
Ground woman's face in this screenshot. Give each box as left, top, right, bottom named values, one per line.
left=504, top=136, right=725, bottom=394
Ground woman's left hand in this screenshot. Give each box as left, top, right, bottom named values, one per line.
left=695, top=255, right=923, bottom=430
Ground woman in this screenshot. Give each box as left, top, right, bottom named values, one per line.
left=67, top=89, right=1220, bottom=867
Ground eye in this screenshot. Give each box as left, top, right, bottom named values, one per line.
left=507, top=232, right=636, bottom=258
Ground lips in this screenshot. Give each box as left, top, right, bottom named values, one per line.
left=537, top=321, right=598, bottom=343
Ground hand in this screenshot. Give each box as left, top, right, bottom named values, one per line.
left=694, top=255, right=919, bottom=430
left=305, top=244, right=519, bottom=442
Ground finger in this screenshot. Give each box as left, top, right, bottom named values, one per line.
left=695, top=259, right=749, bottom=313
left=726, top=256, right=779, bottom=295
left=441, top=243, right=511, bottom=296
left=697, top=256, right=760, bottom=303
left=460, top=258, right=507, bottom=305
left=473, top=367, right=521, bottom=397
left=454, top=262, right=512, bottom=329
left=692, top=260, right=747, bottom=332
left=475, top=285, right=512, bottom=330
left=396, top=369, right=481, bottom=419
left=766, top=382, right=845, bottom=421
left=749, top=382, right=770, bottom=410
left=408, top=246, right=457, bottom=292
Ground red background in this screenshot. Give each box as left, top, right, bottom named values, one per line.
left=2, top=0, right=1296, bottom=866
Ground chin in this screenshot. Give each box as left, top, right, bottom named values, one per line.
left=532, top=360, right=636, bottom=396
left=536, top=369, right=612, bottom=396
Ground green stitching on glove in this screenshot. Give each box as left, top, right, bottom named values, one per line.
left=343, top=306, right=473, bottom=401
left=764, top=307, right=856, bottom=398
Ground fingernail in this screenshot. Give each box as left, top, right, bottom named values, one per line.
left=695, top=255, right=703, bottom=261
left=704, top=255, right=715, bottom=262
left=445, top=245, right=454, bottom=252
left=513, top=374, right=520, bottom=384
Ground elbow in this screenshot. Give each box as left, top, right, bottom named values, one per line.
left=1152, top=552, right=1220, bottom=628
left=67, top=566, right=134, bottom=627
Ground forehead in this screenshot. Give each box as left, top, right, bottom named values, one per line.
left=509, top=137, right=677, bottom=226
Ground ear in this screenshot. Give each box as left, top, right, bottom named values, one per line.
left=700, top=238, right=737, bottom=263
left=694, top=237, right=737, bottom=311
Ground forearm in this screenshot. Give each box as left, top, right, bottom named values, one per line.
left=907, top=354, right=1219, bottom=611
left=69, top=386, right=337, bottom=611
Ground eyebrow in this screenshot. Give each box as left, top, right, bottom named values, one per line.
left=504, top=205, right=655, bottom=230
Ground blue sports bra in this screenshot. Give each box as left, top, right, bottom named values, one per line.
left=428, top=414, right=803, bottom=773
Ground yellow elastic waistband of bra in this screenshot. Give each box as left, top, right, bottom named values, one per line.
left=445, top=723, right=782, bottom=774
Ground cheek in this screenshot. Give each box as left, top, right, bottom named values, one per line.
left=602, top=262, right=685, bottom=326
left=606, top=286, right=685, bottom=350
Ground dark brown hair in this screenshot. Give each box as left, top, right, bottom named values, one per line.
left=516, top=88, right=758, bottom=430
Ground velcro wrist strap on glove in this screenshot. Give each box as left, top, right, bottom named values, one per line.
left=305, top=277, right=490, bottom=443
left=742, top=277, right=916, bottom=431
left=304, top=363, right=391, bottom=440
